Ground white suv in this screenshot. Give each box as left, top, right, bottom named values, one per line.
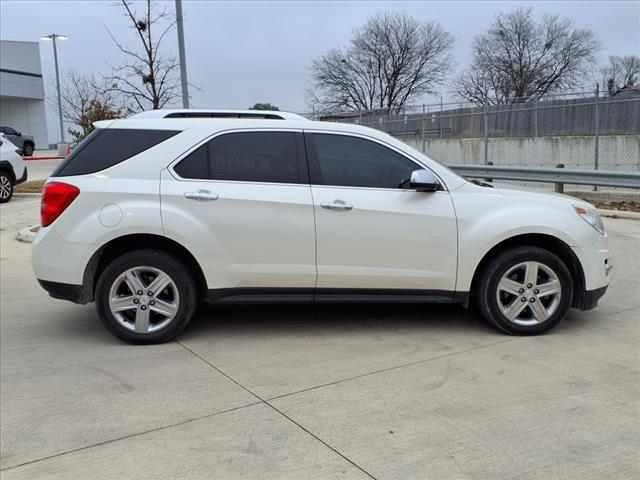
left=0, top=134, right=28, bottom=203
left=32, top=114, right=611, bottom=344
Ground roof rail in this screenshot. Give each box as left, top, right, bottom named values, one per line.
left=129, top=109, right=308, bottom=121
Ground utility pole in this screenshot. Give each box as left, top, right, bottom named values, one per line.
left=175, top=0, right=189, bottom=108
left=41, top=33, right=68, bottom=143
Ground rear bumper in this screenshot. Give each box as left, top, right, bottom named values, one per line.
left=37, top=279, right=88, bottom=304
left=15, top=165, right=27, bottom=185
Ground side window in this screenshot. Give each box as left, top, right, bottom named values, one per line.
left=174, top=131, right=304, bottom=184
left=309, top=134, right=418, bottom=189
left=52, top=128, right=180, bottom=177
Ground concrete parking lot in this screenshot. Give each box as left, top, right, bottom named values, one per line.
left=1, top=195, right=638, bottom=479
left=24, top=159, right=62, bottom=181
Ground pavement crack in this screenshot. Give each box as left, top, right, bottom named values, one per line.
left=0, top=402, right=262, bottom=473
left=175, top=340, right=379, bottom=479
left=267, top=337, right=520, bottom=402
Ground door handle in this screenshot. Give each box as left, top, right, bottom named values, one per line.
left=320, top=200, right=353, bottom=211
left=184, top=189, right=219, bottom=201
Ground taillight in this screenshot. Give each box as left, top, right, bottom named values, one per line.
left=41, top=182, right=80, bottom=227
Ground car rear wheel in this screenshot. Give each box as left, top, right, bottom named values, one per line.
left=477, top=246, right=573, bottom=335
left=0, top=172, right=13, bottom=203
left=95, top=249, right=197, bottom=344
left=23, top=143, right=34, bottom=156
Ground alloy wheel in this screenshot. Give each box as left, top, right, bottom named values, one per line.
left=496, top=261, right=562, bottom=326
left=108, top=266, right=180, bottom=333
left=0, top=176, right=11, bottom=200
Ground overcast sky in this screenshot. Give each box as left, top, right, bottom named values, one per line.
left=1, top=0, right=639, bottom=143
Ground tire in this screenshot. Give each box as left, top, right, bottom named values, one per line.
left=477, top=246, right=573, bottom=335
left=0, top=172, right=13, bottom=203
left=23, top=143, right=34, bottom=156
left=95, top=249, right=198, bottom=344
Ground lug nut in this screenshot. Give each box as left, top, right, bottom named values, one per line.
left=150, top=300, right=155, bottom=306
left=534, top=289, right=539, bottom=294
left=148, top=291, right=153, bottom=296
left=137, top=290, right=143, bottom=295
left=133, top=298, right=139, bottom=304
left=519, top=288, right=525, bottom=293
left=521, top=297, right=527, bottom=302
left=140, top=305, right=147, bottom=310
left=527, top=283, right=533, bottom=288
left=530, top=298, right=536, bottom=303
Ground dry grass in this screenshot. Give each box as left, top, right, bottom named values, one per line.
left=14, top=180, right=45, bottom=194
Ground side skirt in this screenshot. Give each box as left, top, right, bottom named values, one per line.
left=205, top=288, right=470, bottom=306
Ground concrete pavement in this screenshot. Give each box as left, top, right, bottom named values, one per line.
left=1, top=198, right=638, bottom=479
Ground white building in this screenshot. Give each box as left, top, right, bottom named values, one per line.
left=0, top=40, right=48, bottom=148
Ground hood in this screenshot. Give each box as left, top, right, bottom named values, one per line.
left=459, top=180, right=594, bottom=209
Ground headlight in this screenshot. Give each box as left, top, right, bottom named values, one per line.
left=573, top=205, right=605, bottom=235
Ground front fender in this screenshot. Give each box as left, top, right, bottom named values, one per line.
left=451, top=186, right=599, bottom=292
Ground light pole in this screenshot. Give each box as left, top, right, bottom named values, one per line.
left=175, top=0, right=189, bottom=108
left=41, top=33, right=68, bottom=143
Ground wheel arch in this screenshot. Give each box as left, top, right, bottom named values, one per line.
left=83, top=233, right=207, bottom=303
left=469, top=233, right=587, bottom=309
left=0, top=161, right=16, bottom=183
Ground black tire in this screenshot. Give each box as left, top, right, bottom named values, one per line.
left=0, top=171, right=13, bottom=203
left=22, top=143, right=34, bottom=156
left=95, top=249, right=198, bottom=344
left=477, top=246, right=573, bottom=335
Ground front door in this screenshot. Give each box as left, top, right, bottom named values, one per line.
left=305, top=132, right=458, bottom=292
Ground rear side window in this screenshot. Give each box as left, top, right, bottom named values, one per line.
left=52, top=128, right=179, bottom=177
left=174, top=131, right=306, bottom=184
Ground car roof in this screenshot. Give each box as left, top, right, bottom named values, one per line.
left=129, top=109, right=308, bottom=121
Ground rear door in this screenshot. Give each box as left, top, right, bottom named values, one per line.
left=305, top=131, right=458, bottom=293
left=161, top=129, right=317, bottom=294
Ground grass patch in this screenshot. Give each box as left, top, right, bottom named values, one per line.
left=14, top=180, right=45, bottom=193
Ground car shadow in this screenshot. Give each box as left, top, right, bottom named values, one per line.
left=181, top=302, right=496, bottom=340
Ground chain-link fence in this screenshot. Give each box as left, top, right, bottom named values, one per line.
left=300, top=88, right=640, bottom=192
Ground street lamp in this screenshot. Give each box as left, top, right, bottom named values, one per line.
left=41, top=34, right=68, bottom=144
left=175, top=0, right=189, bottom=108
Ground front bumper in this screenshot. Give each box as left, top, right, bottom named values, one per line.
left=581, top=285, right=609, bottom=311
left=571, top=234, right=612, bottom=310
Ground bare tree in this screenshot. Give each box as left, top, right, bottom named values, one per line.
left=48, top=71, right=128, bottom=142
left=457, top=8, right=599, bottom=105
left=310, top=11, right=454, bottom=113
left=599, top=55, right=640, bottom=95
left=105, top=0, right=180, bottom=111
left=249, top=103, right=279, bottom=111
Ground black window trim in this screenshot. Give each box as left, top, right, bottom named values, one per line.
left=169, top=128, right=310, bottom=186
left=302, top=130, right=447, bottom=192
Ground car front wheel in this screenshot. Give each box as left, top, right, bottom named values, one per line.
left=95, top=249, right=198, bottom=344
left=477, top=246, right=573, bottom=335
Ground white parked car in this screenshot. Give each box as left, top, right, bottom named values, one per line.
left=0, top=133, right=28, bottom=203
left=32, top=113, right=612, bottom=344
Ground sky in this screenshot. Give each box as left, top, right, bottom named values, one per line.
left=1, top=0, right=639, bottom=144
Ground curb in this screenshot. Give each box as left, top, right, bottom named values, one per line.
left=597, top=208, right=640, bottom=220
left=24, top=156, right=64, bottom=161
left=13, top=193, right=42, bottom=198
left=16, top=225, right=39, bottom=243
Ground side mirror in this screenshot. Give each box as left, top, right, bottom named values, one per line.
left=409, top=169, right=441, bottom=192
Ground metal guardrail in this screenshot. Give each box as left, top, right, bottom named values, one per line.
left=447, top=164, right=640, bottom=190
